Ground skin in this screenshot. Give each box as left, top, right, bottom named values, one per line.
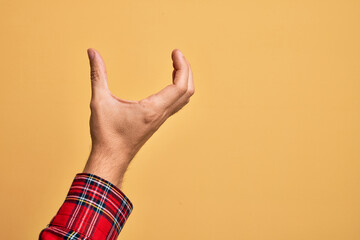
left=83, top=48, right=194, bottom=189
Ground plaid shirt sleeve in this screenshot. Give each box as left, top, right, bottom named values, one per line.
left=39, top=173, right=133, bottom=240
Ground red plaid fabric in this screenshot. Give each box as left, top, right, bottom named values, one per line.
left=39, top=173, right=133, bottom=240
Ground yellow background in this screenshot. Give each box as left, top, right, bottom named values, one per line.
left=0, top=0, right=359, bottom=239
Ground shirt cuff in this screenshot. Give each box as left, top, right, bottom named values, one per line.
left=48, top=173, right=133, bottom=240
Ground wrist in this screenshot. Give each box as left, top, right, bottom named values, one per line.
left=90, top=144, right=134, bottom=163
left=83, top=145, right=133, bottom=188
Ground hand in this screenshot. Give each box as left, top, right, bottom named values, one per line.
left=83, top=48, right=194, bottom=187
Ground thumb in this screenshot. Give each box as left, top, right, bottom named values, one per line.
left=87, top=48, right=109, bottom=99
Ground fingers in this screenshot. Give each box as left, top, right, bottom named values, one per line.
left=145, top=49, right=193, bottom=113
left=187, top=59, right=194, bottom=96
left=172, top=49, right=189, bottom=89
left=169, top=57, right=194, bottom=115
left=87, top=48, right=109, bottom=100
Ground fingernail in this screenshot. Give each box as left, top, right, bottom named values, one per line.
left=87, top=48, right=95, bottom=60
left=178, top=49, right=183, bottom=57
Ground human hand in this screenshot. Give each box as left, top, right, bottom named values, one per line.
left=83, top=48, right=194, bottom=187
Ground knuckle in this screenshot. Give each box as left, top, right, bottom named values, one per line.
left=190, top=87, right=195, bottom=95
left=140, top=99, right=163, bottom=124
left=89, top=100, right=97, bottom=110
left=91, top=70, right=100, bottom=80
left=89, top=98, right=104, bottom=110
left=187, top=88, right=195, bottom=97
left=177, top=85, right=188, bottom=95
left=144, top=109, right=162, bottom=124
